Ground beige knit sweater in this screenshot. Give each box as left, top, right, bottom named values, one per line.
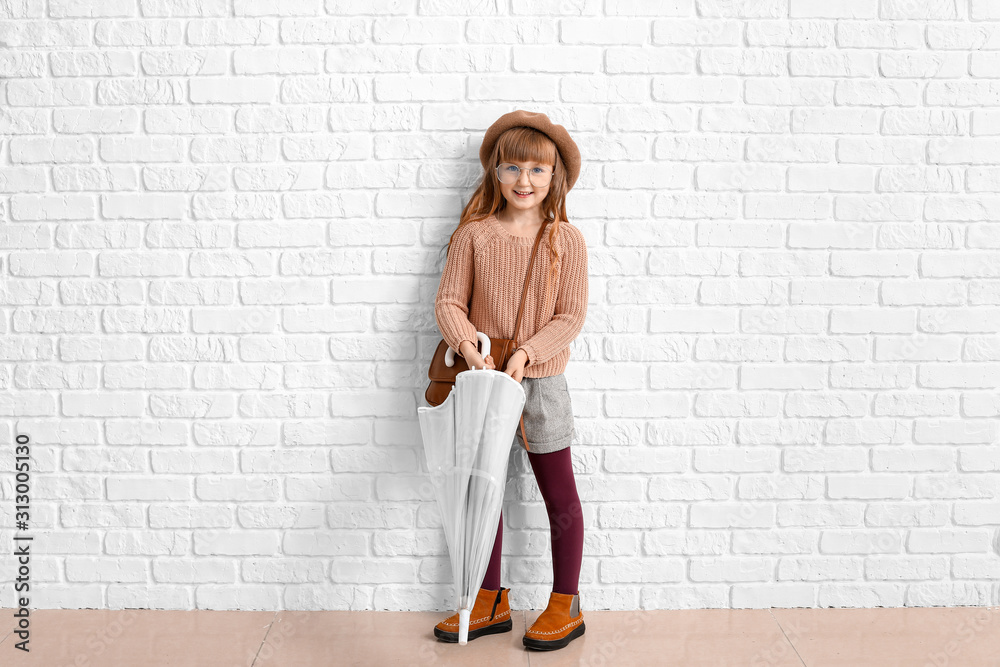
left=434, top=213, right=588, bottom=378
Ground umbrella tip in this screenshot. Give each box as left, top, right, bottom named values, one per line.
left=458, top=608, right=470, bottom=644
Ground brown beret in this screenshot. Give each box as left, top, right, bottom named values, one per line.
left=479, top=110, right=581, bottom=191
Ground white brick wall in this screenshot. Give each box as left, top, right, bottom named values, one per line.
left=2, top=1, right=1000, bottom=613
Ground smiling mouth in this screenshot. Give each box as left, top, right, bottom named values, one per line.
left=514, top=189, right=532, bottom=196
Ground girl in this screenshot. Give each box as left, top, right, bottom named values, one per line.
left=431, top=110, right=589, bottom=651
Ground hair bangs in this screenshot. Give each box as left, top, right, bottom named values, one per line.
left=495, top=127, right=558, bottom=168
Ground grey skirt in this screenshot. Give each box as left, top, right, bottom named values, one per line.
left=512, top=373, right=575, bottom=455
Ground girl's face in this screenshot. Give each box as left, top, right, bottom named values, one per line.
left=496, top=159, right=554, bottom=213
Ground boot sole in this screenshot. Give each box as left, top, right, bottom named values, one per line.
left=434, top=617, right=512, bottom=643
left=523, top=622, right=585, bottom=650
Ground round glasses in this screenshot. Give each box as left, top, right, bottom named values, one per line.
left=495, top=162, right=555, bottom=187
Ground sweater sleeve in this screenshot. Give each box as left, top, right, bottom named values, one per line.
left=434, top=224, right=479, bottom=358
left=518, top=225, right=588, bottom=368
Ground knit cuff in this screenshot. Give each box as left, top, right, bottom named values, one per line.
left=435, top=302, right=479, bottom=360
left=517, top=344, right=535, bottom=367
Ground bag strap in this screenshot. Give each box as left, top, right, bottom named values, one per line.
left=512, top=218, right=549, bottom=456
left=512, top=218, right=549, bottom=349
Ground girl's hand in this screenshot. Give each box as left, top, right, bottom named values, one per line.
left=504, top=349, right=528, bottom=382
left=458, top=340, right=495, bottom=370
left=465, top=352, right=494, bottom=370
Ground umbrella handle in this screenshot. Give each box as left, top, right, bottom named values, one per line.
left=445, top=331, right=492, bottom=370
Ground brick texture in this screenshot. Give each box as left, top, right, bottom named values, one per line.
left=1, top=1, right=999, bottom=613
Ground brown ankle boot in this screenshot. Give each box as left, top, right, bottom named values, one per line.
left=434, top=586, right=512, bottom=642
left=522, top=590, right=585, bottom=650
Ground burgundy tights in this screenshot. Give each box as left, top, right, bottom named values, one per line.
left=481, top=446, right=583, bottom=595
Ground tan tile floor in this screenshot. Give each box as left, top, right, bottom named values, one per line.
left=2, top=606, right=1000, bottom=666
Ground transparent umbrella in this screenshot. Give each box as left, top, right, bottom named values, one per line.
left=417, top=338, right=526, bottom=645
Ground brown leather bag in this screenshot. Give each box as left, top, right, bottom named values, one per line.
left=426, top=218, right=550, bottom=452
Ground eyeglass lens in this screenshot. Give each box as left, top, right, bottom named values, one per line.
left=496, top=163, right=553, bottom=187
